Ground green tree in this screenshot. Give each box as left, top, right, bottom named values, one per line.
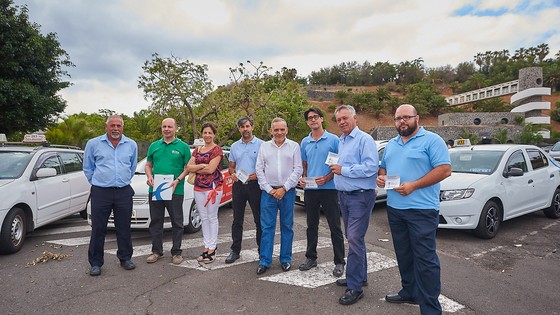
left=472, top=98, right=509, bottom=112
left=493, top=128, right=508, bottom=144
left=46, top=116, right=95, bottom=148
left=0, top=1, right=73, bottom=137
left=518, top=123, right=544, bottom=145
left=403, top=82, right=447, bottom=116
left=138, top=53, right=213, bottom=139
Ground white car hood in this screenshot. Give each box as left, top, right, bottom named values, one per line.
left=0, top=179, right=15, bottom=188
left=131, top=174, right=150, bottom=196
left=441, top=173, right=488, bottom=189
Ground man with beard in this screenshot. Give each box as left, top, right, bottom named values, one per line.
left=225, top=116, right=264, bottom=264
left=376, top=104, right=451, bottom=315
left=329, top=105, right=378, bottom=305
left=84, top=115, right=138, bottom=276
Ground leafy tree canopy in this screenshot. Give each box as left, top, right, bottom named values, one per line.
left=0, top=0, right=73, bottom=137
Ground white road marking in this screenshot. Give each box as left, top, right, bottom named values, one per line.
left=31, top=225, right=91, bottom=237
left=469, top=245, right=505, bottom=258
left=260, top=251, right=397, bottom=288
left=177, top=237, right=333, bottom=271
left=439, top=295, right=465, bottom=312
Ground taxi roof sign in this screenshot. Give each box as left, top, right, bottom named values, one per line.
left=454, top=139, right=471, bottom=147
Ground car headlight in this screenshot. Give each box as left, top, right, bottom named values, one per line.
left=440, top=188, right=474, bottom=201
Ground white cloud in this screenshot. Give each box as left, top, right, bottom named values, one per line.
left=12, top=0, right=560, bottom=116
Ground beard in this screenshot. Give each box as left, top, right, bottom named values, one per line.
left=396, top=120, right=418, bottom=137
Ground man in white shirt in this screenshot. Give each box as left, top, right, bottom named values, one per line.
left=255, top=118, right=303, bottom=275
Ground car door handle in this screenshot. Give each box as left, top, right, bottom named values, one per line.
left=528, top=179, right=533, bottom=184
left=62, top=178, right=70, bottom=183
left=551, top=174, right=555, bottom=178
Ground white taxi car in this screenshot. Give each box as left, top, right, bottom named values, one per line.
left=0, top=144, right=90, bottom=254
left=439, top=143, right=560, bottom=238
left=87, top=150, right=233, bottom=233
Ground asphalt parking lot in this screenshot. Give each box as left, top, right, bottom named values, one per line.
left=0, top=202, right=558, bottom=315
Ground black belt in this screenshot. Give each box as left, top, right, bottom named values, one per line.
left=240, top=180, right=258, bottom=185
left=271, top=185, right=284, bottom=189
left=94, top=185, right=129, bottom=190
left=340, top=189, right=373, bottom=195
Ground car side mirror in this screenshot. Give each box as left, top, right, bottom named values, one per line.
left=503, top=167, right=523, bottom=178
left=36, top=167, right=58, bottom=178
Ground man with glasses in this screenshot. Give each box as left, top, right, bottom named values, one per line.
left=298, top=108, right=345, bottom=278
left=329, top=105, right=378, bottom=305
left=376, top=104, right=451, bottom=315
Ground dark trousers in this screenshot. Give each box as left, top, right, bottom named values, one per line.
left=304, top=189, right=345, bottom=265
left=148, top=193, right=184, bottom=256
left=88, top=185, right=134, bottom=267
left=338, top=190, right=376, bottom=292
left=387, top=206, right=442, bottom=315
left=230, top=180, right=261, bottom=254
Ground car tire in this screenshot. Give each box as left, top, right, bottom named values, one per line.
left=0, top=207, right=27, bottom=254
left=543, top=188, right=560, bottom=219
left=474, top=200, right=501, bottom=239
left=184, top=200, right=202, bottom=233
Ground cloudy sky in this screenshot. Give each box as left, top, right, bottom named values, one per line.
left=13, top=0, right=560, bottom=116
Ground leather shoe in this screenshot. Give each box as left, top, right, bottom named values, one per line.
left=335, top=278, right=368, bottom=287
left=120, top=260, right=136, bottom=270
left=333, top=263, right=344, bottom=277
left=225, top=251, right=240, bottom=264
left=298, top=259, right=317, bottom=271
left=89, top=266, right=101, bottom=276
left=385, top=293, right=417, bottom=304
left=339, top=289, right=364, bottom=305
left=281, top=262, right=291, bottom=271
left=256, top=265, right=268, bottom=275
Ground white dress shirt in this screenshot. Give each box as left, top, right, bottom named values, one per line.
left=256, top=138, right=303, bottom=193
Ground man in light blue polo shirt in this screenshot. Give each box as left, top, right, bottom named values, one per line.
left=298, top=108, right=345, bottom=277
left=377, top=104, right=451, bottom=315
left=329, top=105, right=378, bottom=305
left=226, top=116, right=264, bottom=264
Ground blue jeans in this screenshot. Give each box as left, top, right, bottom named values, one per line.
left=259, top=188, right=296, bottom=267
left=387, top=206, right=442, bottom=315
left=338, top=189, right=376, bottom=291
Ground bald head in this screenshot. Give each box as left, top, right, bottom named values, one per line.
left=161, top=117, right=178, bottom=142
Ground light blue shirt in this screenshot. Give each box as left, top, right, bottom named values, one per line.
left=380, top=127, right=450, bottom=210
left=301, top=130, right=338, bottom=190
left=333, top=127, right=378, bottom=192
left=256, top=138, right=303, bottom=193
left=229, top=136, right=263, bottom=175
left=83, top=134, right=138, bottom=188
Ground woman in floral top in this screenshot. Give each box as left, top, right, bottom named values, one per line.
left=186, top=122, right=223, bottom=263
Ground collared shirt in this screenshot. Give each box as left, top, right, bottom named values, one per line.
left=146, top=137, right=191, bottom=195
left=333, top=126, right=378, bottom=192
left=300, top=130, right=338, bottom=190
left=83, top=134, right=138, bottom=188
left=256, top=138, right=303, bottom=193
left=229, top=136, right=263, bottom=175
left=381, top=127, right=450, bottom=210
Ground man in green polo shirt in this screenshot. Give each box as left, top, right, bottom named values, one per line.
left=145, top=118, right=191, bottom=265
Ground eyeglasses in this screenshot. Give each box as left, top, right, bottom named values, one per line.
left=307, top=115, right=321, bottom=121
left=393, top=115, right=417, bottom=122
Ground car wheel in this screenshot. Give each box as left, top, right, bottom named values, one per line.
left=79, top=198, right=90, bottom=220
left=474, top=200, right=501, bottom=239
left=543, top=188, right=560, bottom=219
left=184, top=200, right=202, bottom=233
left=0, top=207, right=27, bottom=254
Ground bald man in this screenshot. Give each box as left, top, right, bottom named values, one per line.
left=145, top=118, right=191, bottom=265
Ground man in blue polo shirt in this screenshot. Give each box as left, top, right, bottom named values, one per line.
left=225, top=116, right=264, bottom=264
left=329, top=105, right=378, bottom=305
left=298, top=108, right=345, bottom=277
left=145, top=118, right=191, bottom=265
left=377, top=104, right=451, bottom=315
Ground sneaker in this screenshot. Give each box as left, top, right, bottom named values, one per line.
left=172, top=255, right=184, bottom=265
left=146, top=253, right=161, bottom=263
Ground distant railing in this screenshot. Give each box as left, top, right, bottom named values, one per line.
left=445, top=80, right=519, bottom=106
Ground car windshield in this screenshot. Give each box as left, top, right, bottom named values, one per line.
left=0, top=151, right=33, bottom=179
left=450, top=150, right=504, bottom=175
left=551, top=142, right=560, bottom=152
